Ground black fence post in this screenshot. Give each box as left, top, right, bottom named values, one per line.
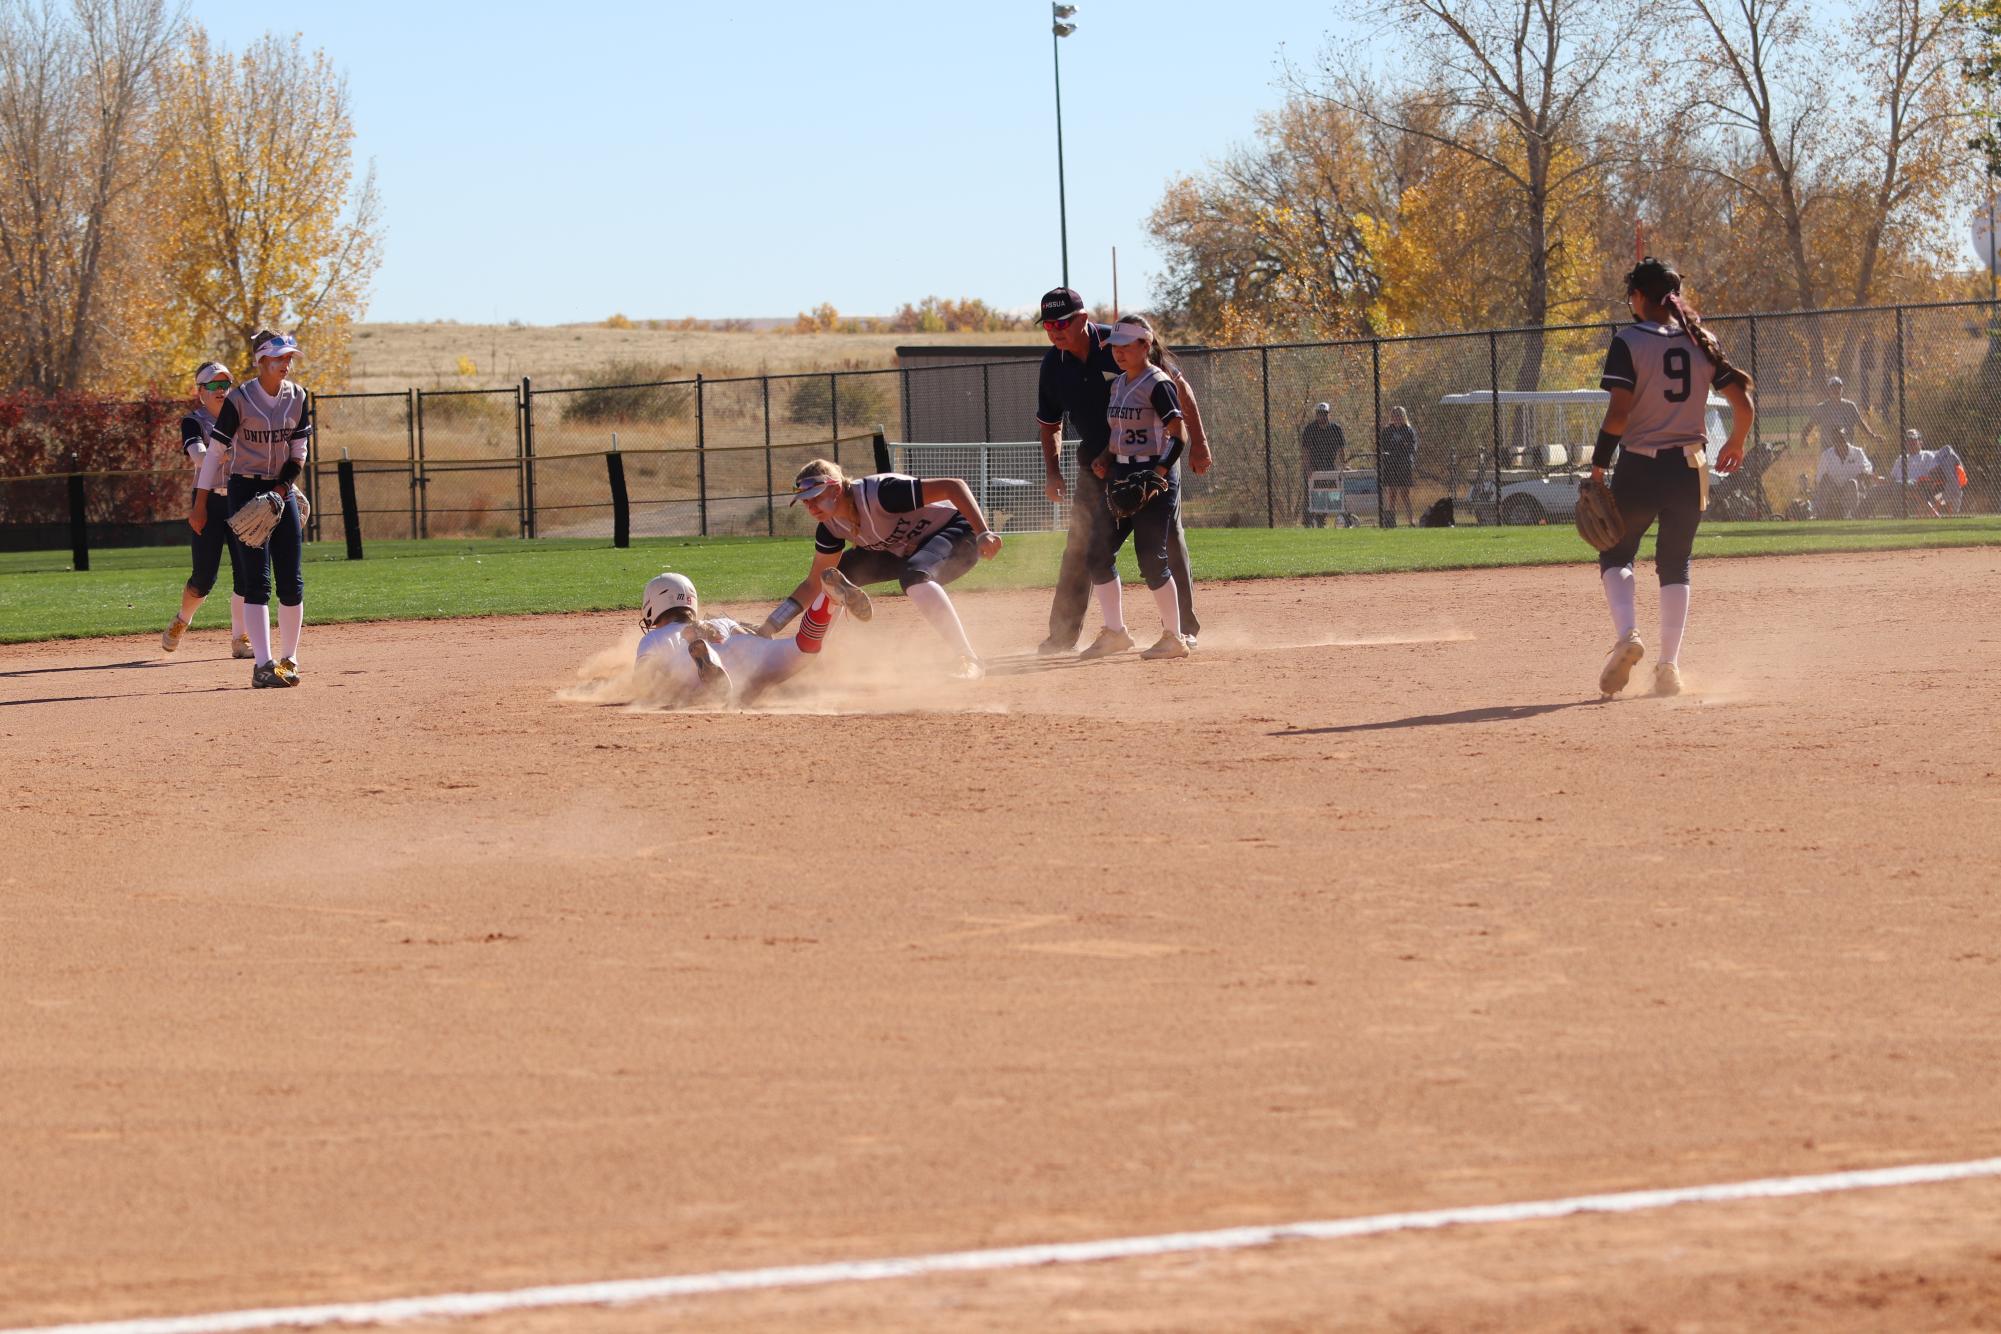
left=829, top=373, right=841, bottom=473
left=873, top=428, right=891, bottom=473
left=762, top=376, right=775, bottom=537
left=66, top=463, right=88, bottom=571
left=607, top=445, right=630, bottom=548
left=520, top=376, right=537, bottom=540
left=1371, top=339, right=1384, bottom=526
left=696, top=373, right=708, bottom=537
left=1260, top=347, right=1274, bottom=527
left=337, top=455, right=363, bottom=560
left=1894, top=306, right=1909, bottom=519
left=404, top=387, right=418, bottom=539
left=303, top=390, right=319, bottom=543
left=415, top=389, right=429, bottom=540
left=1746, top=317, right=1761, bottom=452
left=1488, top=332, right=1504, bottom=525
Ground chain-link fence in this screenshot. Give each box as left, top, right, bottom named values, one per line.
left=6, top=299, right=1998, bottom=555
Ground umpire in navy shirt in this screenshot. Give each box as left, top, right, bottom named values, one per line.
left=1034, top=287, right=1209, bottom=654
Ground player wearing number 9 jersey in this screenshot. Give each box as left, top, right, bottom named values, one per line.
left=1590, top=257, right=1755, bottom=699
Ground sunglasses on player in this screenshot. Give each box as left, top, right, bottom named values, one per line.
left=198, top=379, right=232, bottom=392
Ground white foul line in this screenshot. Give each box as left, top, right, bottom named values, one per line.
left=10, top=1154, right=2001, bottom=1334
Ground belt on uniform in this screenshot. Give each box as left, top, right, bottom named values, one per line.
left=1113, top=453, right=1164, bottom=464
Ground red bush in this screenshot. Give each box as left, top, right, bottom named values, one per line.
left=0, top=391, right=186, bottom=523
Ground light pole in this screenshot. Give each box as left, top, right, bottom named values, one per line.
left=1052, top=4, right=1077, bottom=286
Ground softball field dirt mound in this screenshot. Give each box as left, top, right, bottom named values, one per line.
left=2, top=548, right=1998, bottom=1332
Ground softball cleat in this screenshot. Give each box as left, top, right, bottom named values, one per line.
left=1140, top=632, right=1191, bottom=660
left=161, top=618, right=187, bottom=653
left=1598, top=630, right=1645, bottom=698
left=1653, top=662, right=1682, bottom=697
left=947, top=654, right=986, bottom=681
left=1077, top=627, right=1134, bottom=660
left=274, top=657, right=300, bottom=686
left=1036, top=635, right=1075, bottom=657
left=231, top=634, right=255, bottom=659
left=250, top=662, right=293, bottom=689
left=820, top=567, right=872, bottom=622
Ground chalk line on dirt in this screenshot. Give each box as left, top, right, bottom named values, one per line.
left=12, top=1154, right=2001, bottom=1334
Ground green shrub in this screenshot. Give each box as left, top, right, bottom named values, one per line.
left=561, top=361, right=695, bottom=425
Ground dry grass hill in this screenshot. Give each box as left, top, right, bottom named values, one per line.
left=346, top=322, right=1047, bottom=394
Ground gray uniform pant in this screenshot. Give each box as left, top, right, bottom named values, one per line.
left=1045, top=462, right=1199, bottom=646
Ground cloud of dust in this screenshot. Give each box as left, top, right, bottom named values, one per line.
left=557, top=616, right=1005, bottom=717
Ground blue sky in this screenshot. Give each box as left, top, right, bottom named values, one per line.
left=185, top=1, right=1358, bottom=325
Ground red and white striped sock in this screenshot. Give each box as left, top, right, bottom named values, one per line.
left=794, top=594, right=834, bottom=653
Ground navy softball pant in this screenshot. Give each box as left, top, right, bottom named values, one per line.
left=227, top=475, right=303, bottom=607
left=835, top=518, right=978, bottom=590
left=1599, top=448, right=1701, bottom=586
left=186, top=490, right=231, bottom=597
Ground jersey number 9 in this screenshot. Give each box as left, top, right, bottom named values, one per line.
left=1663, top=347, right=1691, bottom=403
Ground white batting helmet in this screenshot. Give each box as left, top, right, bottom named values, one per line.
left=641, top=572, right=698, bottom=628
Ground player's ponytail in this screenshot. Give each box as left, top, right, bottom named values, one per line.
left=1626, top=257, right=1751, bottom=391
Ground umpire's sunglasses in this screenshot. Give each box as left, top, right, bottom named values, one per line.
left=198, top=378, right=232, bottom=391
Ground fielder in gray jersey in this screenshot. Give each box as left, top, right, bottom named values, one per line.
left=209, top=331, right=313, bottom=688
left=160, top=362, right=259, bottom=658
left=759, top=458, right=1003, bottom=679
left=1589, top=258, right=1756, bottom=699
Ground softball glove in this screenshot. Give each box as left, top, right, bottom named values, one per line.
left=1574, top=476, right=1623, bottom=552
left=1107, top=469, right=1169, bottom=520
left=228, top=490, right=285, bottom=548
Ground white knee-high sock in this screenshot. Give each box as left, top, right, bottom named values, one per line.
left=1601, top=566, right=1637, bottom=639
left=1659, top=583, right=1690, bottom=666
left=229, top=594, right=246, bottom=638
left=904, top=580, right=977, bottom=660
left=1093, top=576, right=1125, bottom=633
left=245, top=609, right=273, bottom=665
left=1149, top=576, right=1182, bottom=639
left=278, top=601, right=304, bottom=662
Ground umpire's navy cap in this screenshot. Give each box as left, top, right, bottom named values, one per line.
left=1039, top=287, right=1085, bottom=322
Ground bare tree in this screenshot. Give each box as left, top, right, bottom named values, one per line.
left=0, top=0, right=179, bottom=392
left=1313, top=0, right=1637, bottom=388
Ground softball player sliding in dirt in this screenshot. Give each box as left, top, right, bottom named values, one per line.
left=159, top=362, right=261, bottom=659
left=210, top=331, right=312, bottom=688
left=636, top=568, right=871, bottom=707
left=1591, top=258, right=1755, bottom=698
left=760, top=459, right=1003, bottom=679
left=1084, top=315, right=1192, bottom=661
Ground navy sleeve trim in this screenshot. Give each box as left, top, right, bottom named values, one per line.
left=1148, top=377, right=1182, bottom=421
left=210, top=398, right=240, bottom=445
left=1599, top=334, right=1636, bottom=389
left=876, top=476, right=923, bottom=512
left=813, top=523, right=844, bottom=554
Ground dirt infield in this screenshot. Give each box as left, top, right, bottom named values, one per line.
left=3, top=548, right=1999, bottom=1332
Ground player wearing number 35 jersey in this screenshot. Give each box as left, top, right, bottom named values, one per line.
left=1589, top=258, right=1756, bottom=699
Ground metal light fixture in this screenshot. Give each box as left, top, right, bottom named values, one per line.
left=1051, top=3, right=1078, bottom=284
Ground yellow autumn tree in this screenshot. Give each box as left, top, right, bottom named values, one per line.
left=157, top=26, right=380, bottom=388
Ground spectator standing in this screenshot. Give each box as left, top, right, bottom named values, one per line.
left=1378, top=405, right=1419, bottom=528
left=1298, top=402, right=1345, bottom=528
left=1807, top=376, right=1885, bottom=455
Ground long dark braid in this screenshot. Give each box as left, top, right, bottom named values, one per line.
left=1626, top=258, right=1750, bottom=390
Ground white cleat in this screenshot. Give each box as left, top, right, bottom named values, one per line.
left=1598, top=630, right=1645, bottom=698
left=1077, top=627, right=1134, bottom=660
left=947, top=655, right=986, bottom=681
left=231, top=634, right=255, bottom=659
left=820, top=567, right=872, bottom=622
left=1653, top=662, right=1682, bottom=697
left=1140, top=632, right=1191, bottom=660
left=161, top=618, right=187, bottom=653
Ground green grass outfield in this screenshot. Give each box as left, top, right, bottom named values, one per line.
left=4, top=517, right=1999, bottom=644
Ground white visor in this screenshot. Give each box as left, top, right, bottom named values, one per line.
left=255, top=334, right=300, bottom=361
left=1107, top=323, right=1153, bottom=347
left=790, top=477, right=838, bottom=506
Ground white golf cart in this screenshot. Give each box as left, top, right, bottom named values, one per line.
left=1446, top=388, right=1732, bottom=525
